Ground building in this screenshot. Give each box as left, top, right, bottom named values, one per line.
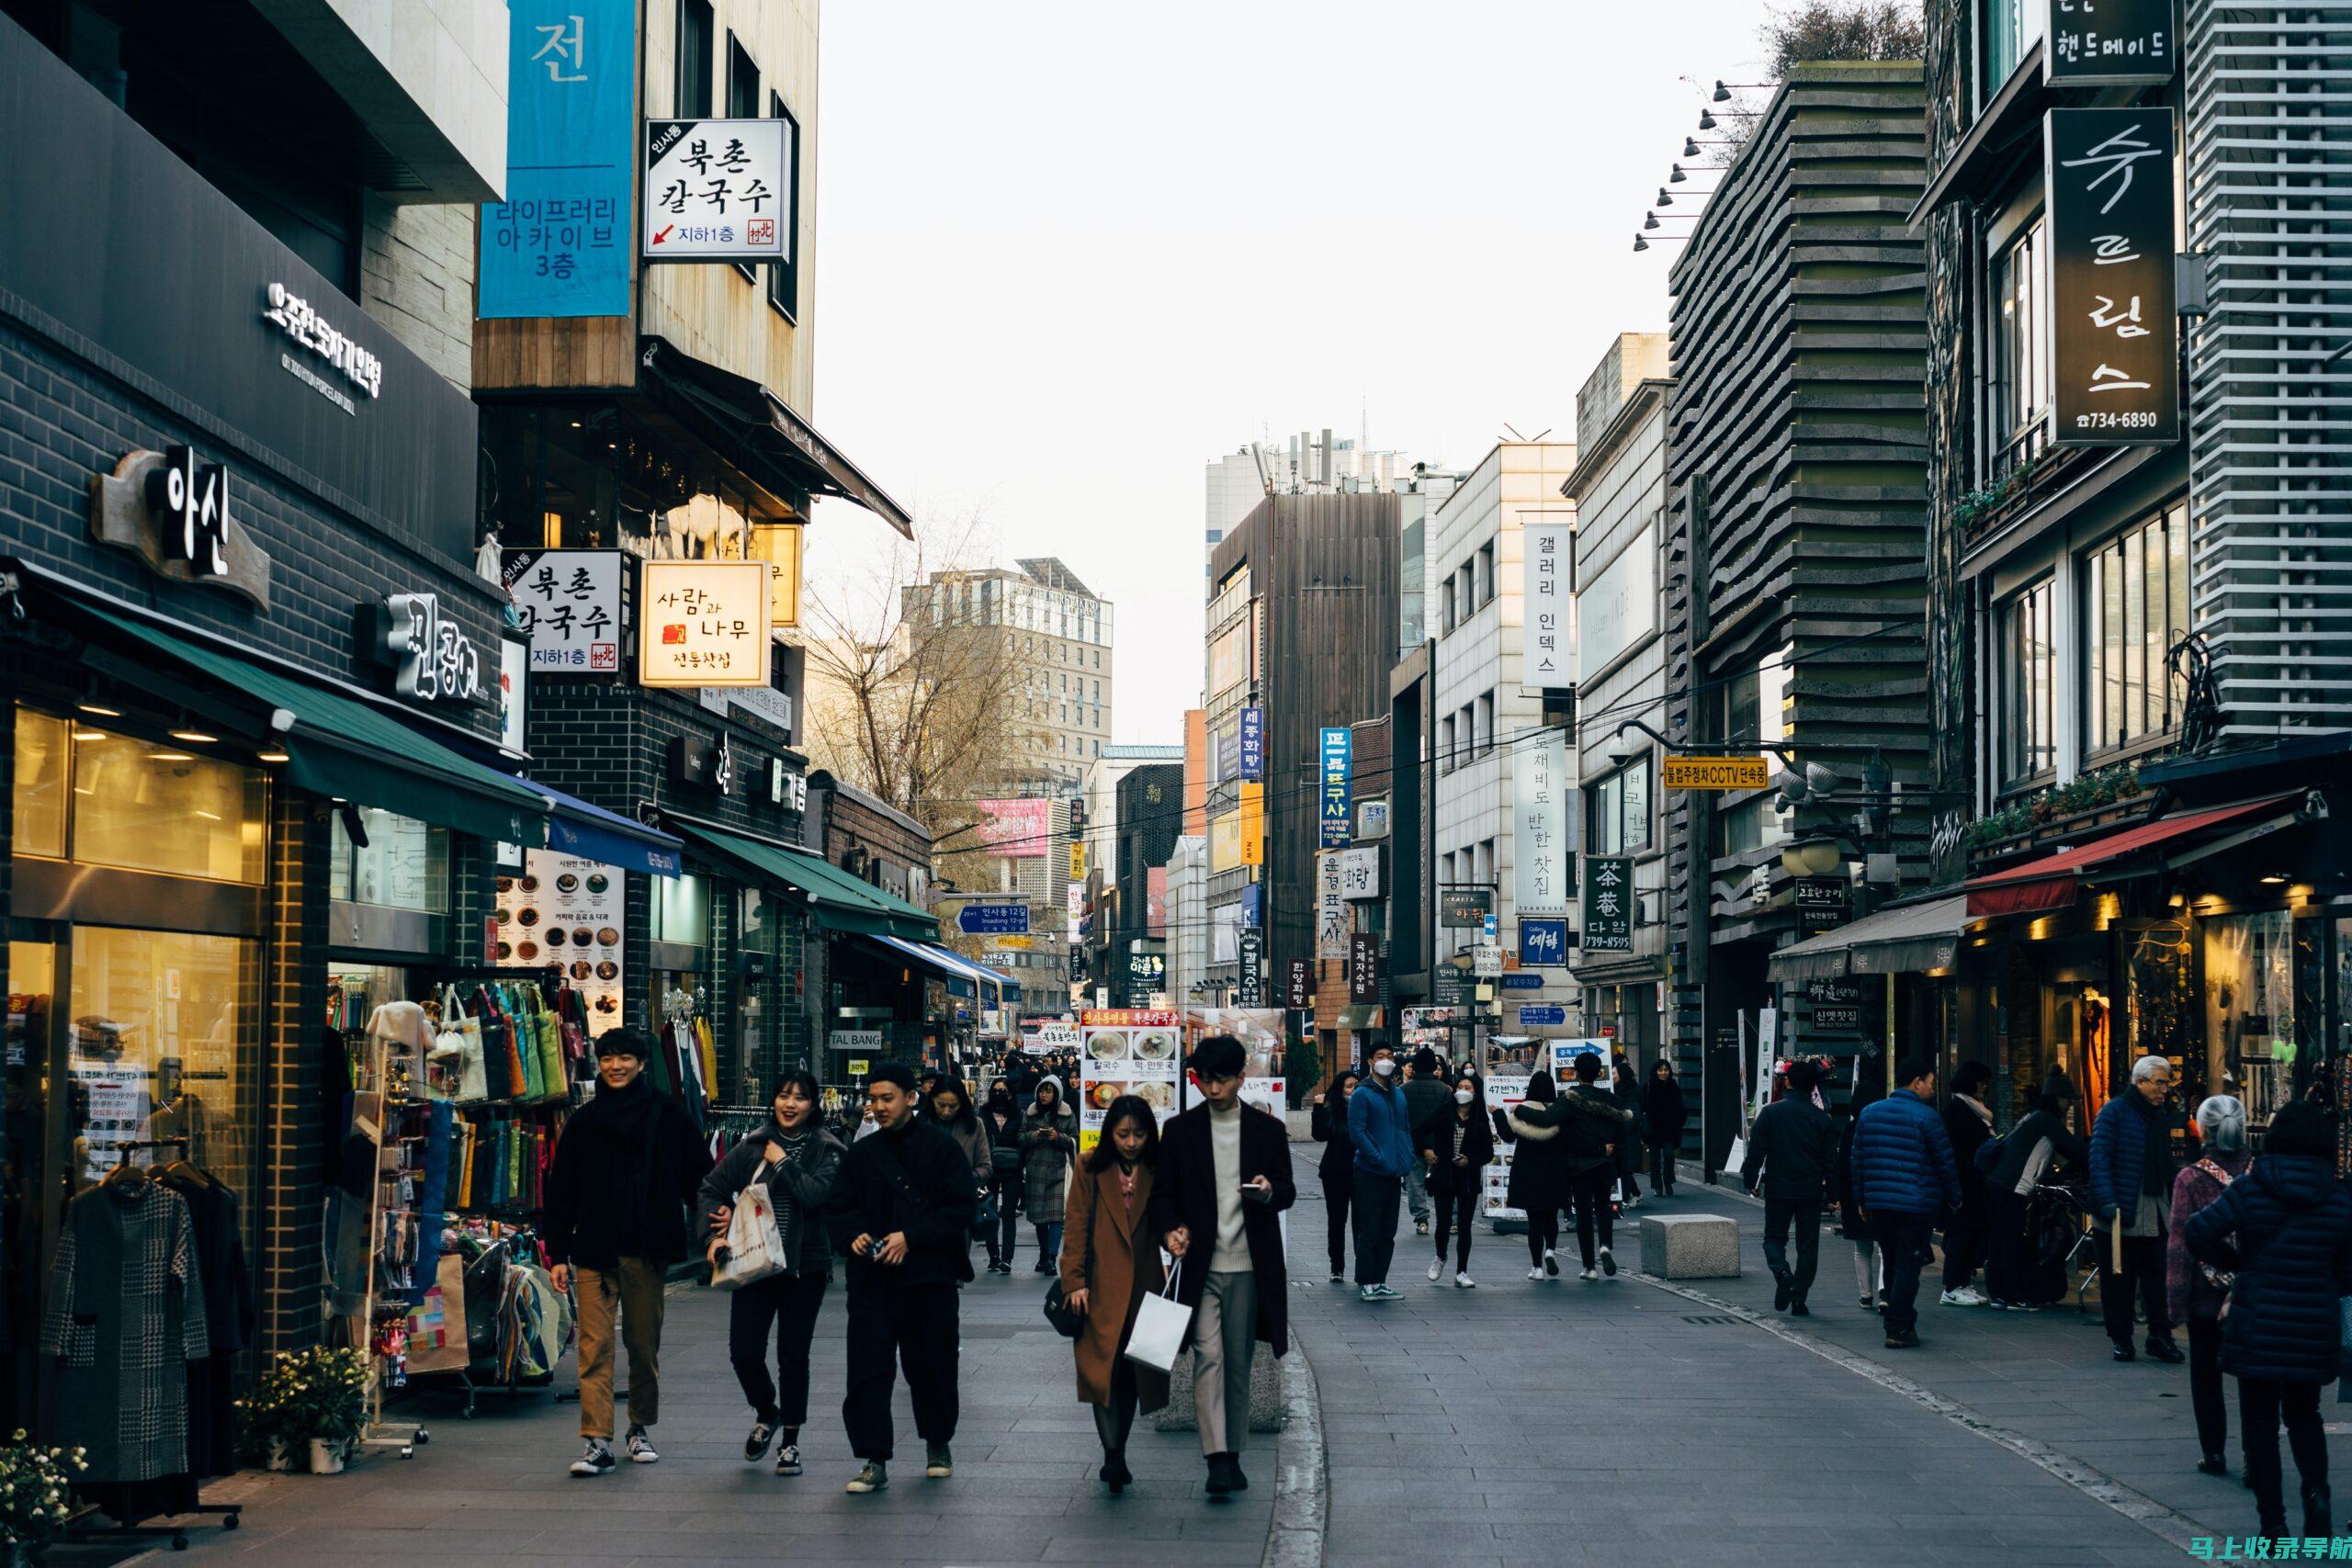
left=1563, top=334, right=1673, bottom=1073
left=903, top=558, right=1114, bottom=791
left=1662, top=62, right=1930, bottom=1170
left=1077, top=741, right=1184, bottom=999
left=1204, top=431, right=1417, bottom=583
left=1112, top=763, right=1183, bottom=1005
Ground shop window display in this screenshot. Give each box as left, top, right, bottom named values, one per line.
left=67, top=927, right=254, bottom=1191
left=12, top=707, right=266, bottom=884
left=2207, top=912, right=2296, bottom=1122
left=331, top=809, right=449, bottom=912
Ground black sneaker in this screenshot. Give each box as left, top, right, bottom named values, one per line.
left=625, top=1424, right=659, bottom=1463
left=2145, top=1336, right=2185, bottom=1365
left=1773, top=1269, right=1793, bottom=1312
left=1204, top=1453, right=1236, bottom=1496
left=1883, top=1329, right=1920, bottom=1349
left=775, top=1443, right=803, bottom=1476
left=1791, top=1299, right=1812, bottom=1317
left=569, top=1438, right=616, bottom=1477
left=744, top=1421, right=776, bottom=1461
left=2199, top=1454, right=2230, bottom=1477
left=925, top=1442, right=953, bottom=1478
left=1227, top=1454, right=1250, bottom=1492
left=2112, top=1340, right=2137, bottom=1363
left=1598, top=1246, right=1618, bottom=1278
left=845, top=1460, right=888, bottom=1494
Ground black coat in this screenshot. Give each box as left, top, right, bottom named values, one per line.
left=1497, top=1100, right=1572, bottom=1214
left=824, top=1118, right=979, bottom=1289
left=1146, top=1103, right=1295, bottom=1354
left=1941, top=1096, right=1996, bottom=1201
left=2187, top=1153, right=2352, bottom=1384
left=1741, top=1096, right=1838, bottom=1201
left=543, top=1076, right=712, bottom=1269
left=1644, top=1077, right=1689, bottom=1146
left=1984, top=1107, right=2087, bottom=1194
left=1310, top=1097, right=1356, bottom=1189
left=1413, top=1103, right=1494, bottom=1197
left=1830, top=1101, right=1874, bottom=1239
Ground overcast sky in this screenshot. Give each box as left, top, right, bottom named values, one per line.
left=807, top=0, right=1774, bottom=746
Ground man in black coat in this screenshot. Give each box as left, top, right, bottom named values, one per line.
left=1740, top=1058, right=1839, bottom=1314
left=1148, top=1035, right=1296, bottom=1499
left=825, top=1063, right=978, bottom=1495
left=543, top=1028, right=714, bottom=1477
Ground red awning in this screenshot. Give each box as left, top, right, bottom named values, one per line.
left=1962, top=795, right=2303, bottom=918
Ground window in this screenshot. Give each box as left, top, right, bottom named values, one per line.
left=1990, top=220, right=2048, bottom=479
left=764, top=91, right=801, bottom=319
left=1440, top=716, right=1456, bottom=774
left=652, top=873, right=710, bottom=946
left=1442, top=578, right=1457, bottom=635
left=2085, top=502, right=2190, bottom=756
left=1477, top=542, right=1496, bottom=608
left=1476, top=692, right=1495, bottom=758
left=1461, top=705, right=1476, bottom=761
left=1982, top=0, right=2047, bottom=100
left=675, top=0, right=714, bottom=117
left=1997, top=578, right=2057, bottom=787
left=17, top=712, right=270, bottom=884
left=1459, top=564, right=1476, bottom=618
left=1588, top=759, right=1653, bottom=854
left=331, top=808, right=448, bottom=912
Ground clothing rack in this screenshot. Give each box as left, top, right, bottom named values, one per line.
left=112, top=1134, right=189, bottom=1168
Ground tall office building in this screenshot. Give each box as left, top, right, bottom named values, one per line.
left=901, top=557, right=1114, bottom=794
left=1204, top=429, right=1417, bottom=581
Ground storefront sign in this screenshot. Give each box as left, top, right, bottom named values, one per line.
left=1069, top=840, right=1087, bottom=881
left=500, top=639, right=527, bottom=751
left=381, top=592, right=485, bottom=705
left=767, top=758, right=808, bottom=811
left=1317, top=852, right=1348, bottom=960
left=260, top=281, right=383, bottom=411
left=2046, top=107, right=2179, bottom=448
left=1238, top=781, right=1265, bottom=868
left=1034, top=1022, right=1080, bottom=1052
left=1337, top=846, right=1381, bottom=901
left=2045, top=0, right=2176, bottom=85
left=639, top=560, right=772, bottom=686
left=504, top=548, right=624, bottom=672
left=1319, top=728, right=1352, bottom=848
left=957, top=901, right=1030, bottom=936
left=1512, top=729, right=1571, bottom=916
left=1284, top=958, right=1313, bottom=1010
left=1582, top=856, right=1634, bottom=953
left=496, top=852, right=625, bottom=1021
left=1439, top=887, right=1494, bottom=929
left=671, top=732, right=735, bottom=794
left=1126, top=950, right=1165, bottom=1006
left=481, top=0, right=633, bottom=316
left=1577, top=527, right=1654, bottom=678
left=1216, top=719, right=1241, bottom=784
left=830, top=1029, right=884, bottom=1052
left=986, top=933, right=1035, bottom=952
left=88, top=446, right=272, bottom=609
left=1793, top=876, right=1850, bottom=937
left=1523, top=520, right=1572, bottom=691
left=1349, top=933, right=1381, bottom=1005
left=1238, top=706, right=1264, bottom=781
left=1663, top=754, right=1768, bottom=790
left=643, top=118, right=791, bottom=262
left=1519, top=917, right=1570, bottom=966
left=1356, top=798, right=1389, bottom=840
left=1237, top=930, right=1263, bottom=1006
left=976, top=797, right=1052, bottom=859
left=1077, top=1008, right=1182, bottom=1150
left=1472, top=943, right=1502, bottom=978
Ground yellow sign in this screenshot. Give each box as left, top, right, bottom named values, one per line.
left=989, top=934, right=1035, bottom=951
left=638, top=559, right=773, bottom=686
left=1069, top=840, right=1087, bottom=881
left=750, top=522, right=802, bottom=629
left=1209, top=811, right=1243, bottom=873
left=1238, top=782, right=1264, bottom=867
left=846, top=1058, right=870, bottom=1077
left=1662, top=754, right=1769, bottom=791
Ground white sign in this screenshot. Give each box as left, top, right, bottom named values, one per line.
left=829, top=1029, right=885, bottom=1052
left=1337, top=846, right=1382, bottom=901
left=1523, top=521, right=1573, bottom=692
left=643, top=118, right=790, bottom=261
left=1473, top=943, right=1503, bottom=977
left=1034, top=1022, right=1080, bottom=1052
left=1576, top=527, right=1655, bottom=678
left=1077, top=1009, right=1182, bottom=1150
left=1511, top=729, right=1571, bottom=917
left=496, top=852, right=625, bottom=1024
left=1484, top=1071, right=1531, bottom=1222
left=383, top=592, right=484, bottom=705
left=499, top=638, right=527, bottom=752
left=506, top=549, right=623, bottom=673
left=1317, top=852, right=1348, bottom=959
left=1356, top=798, right=1390, bottom=840
left=639, top=559, right=772, bottom=686
left=260, top=281, right=382, bottom=406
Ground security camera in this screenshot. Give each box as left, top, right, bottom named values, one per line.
left=1605, top=730, right=1636, bottom=766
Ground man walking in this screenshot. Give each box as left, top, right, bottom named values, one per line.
left=1850, top=1055, right=1962, bottom=1349
left=826, top=1064, right=978, bottom=1495
left=1741, top=1058, right=1838, bottom=1314
left=1150, top=1035, right=1295, bottom=1497
left=544, top=1028, right=712, bottom=1477
left=1400, top=1047, right=1450, bottom=1235
left=2088, top=1054, right=2185, bottom=1365
left=1346, top=1042, right=1416, bottom=1301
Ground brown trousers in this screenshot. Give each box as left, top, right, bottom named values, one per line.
left=574, top=1258, right=667, bottom=1438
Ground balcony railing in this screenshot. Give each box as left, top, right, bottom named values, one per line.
left=1952, top=434, right=2097, bottom=548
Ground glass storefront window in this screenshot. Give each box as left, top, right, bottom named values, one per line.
left=330, top=807, right=449, bottom=912
left=2207, top=911, right=2295, bottom=1122
left=1996, top=579, right=2057, bottom=790
left=14, top=708, right=69, bottom=858
left=67, top=927, right=254, bottom=1192
left=72, top=730, right=267, bottom=883
left=652, top=873, right=710, bottom=947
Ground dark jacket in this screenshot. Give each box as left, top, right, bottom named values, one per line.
left=1644, top=1076, right=1689, bottom=1146
left=1550, top=1085, right=1634, bottom=1175
left=1310, top=1096, right=1356, bottom=1188
left=2089, top=1089, right=2177, bottom=1222
left=1942, top=1096, right=1996, bottom=1201
left=824, top=1117, right=978, bottom=1289
left=1348, top=1077, right=1417, bottom=1180
left=1740, top=1096, right=1838, bottom=1201
left=1147, top=1102, right=1295, bottom=1353
left=2166, top=1146, right=2253, bottom=1324
left=697, top=1122, right=844, bottom=1276
left=1851, top=1089, right=1962, bottom=1217
left=542, top=1075, right=712, bottom=1269
left=1413, top=1102, right=1495, bottom=1197
left=1497, top=1100, right=1572, bottom=1214
left=1401, top=1074, right=1452, bottom=1146
left=1984, top=1106, right=2088, bottom=1195
left=2186, top=1153, right=2352, bottom=1383
left=1830, top=1101, right=1872, bottom=1238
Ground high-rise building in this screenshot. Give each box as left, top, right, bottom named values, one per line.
left=1204, top=430, right=1417, bottom=582
left=901, top=558, right=1115, bottom=795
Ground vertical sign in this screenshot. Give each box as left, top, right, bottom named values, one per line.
left=2046, top=107, right=2179, bottom=448
left=1317, top=852, right=1348, bottom=960
left=1238, top=706, right=1264, bottom=781
left=1320, top=728, right=1352, bottom=848
left=1511, top=729, right=1571, bottom=916
left=642, top=119, right=792, bottom=261
left=2045, top=0, right=2177, bottom=85
left=1349, top=933, right=1381, bottom=1005
left=1284, top=958, right=1314, bottom=1010
left=1236, top=929, right=1264, bottom=1006
left=1238, top=781, right=1265, bottom=866
left=1582, top=856, right=1634, bottom=953
left=1523, top=521, right=1572, bottom=692
left=481, top=0, right=634, bottom=318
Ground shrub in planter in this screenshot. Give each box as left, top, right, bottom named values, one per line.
left=247, top=1348, right=368, bottom=1473
left=0, top=1432, right=87, bottom=1554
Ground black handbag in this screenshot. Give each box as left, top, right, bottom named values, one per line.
left=1043, top=1176, right=1093, bottom=1339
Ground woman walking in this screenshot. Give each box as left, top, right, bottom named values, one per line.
left=699, top=1069, right=843, bottom=1477
left=1496, top=1071, right=1571, bottom=1280
left=1645, top=1059, right=1688, bottom=1197
left=1060, top=1095, right=1170, bottom=1495
left=931, top=1077, right=995, bottom=1263
left=1612, top=1060, right=1645, bottom=1208
left=1023, top=1077, right=1080, bottom=1271
left=2168, top=1094, right=2253, bottom=1478
left=2187, top=1100, right=2352, bottom=1539
left=1939, top=1060, right=1997, bottom=1307
left=1416, top=1071, right=1494, bottom=1287
left=1982, top=1073, right=2086, bottom=1309
left=980, top=1077, right=1024, bottom=1273
left=1833, top=1062, right=1884, bottom=1310
left=1310, top=1069, right=1362, bottom=1284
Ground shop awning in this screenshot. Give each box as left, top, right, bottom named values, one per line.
left=975, top=961, right=1022, bottom=1000
left=1962, top=795, right=2312, bottom=919
left=860, top=933, right=999, bottom=1000
left=536, top=784, right=685, bottom=877
left=1333, top=1005, right=1385, bottom=1030
left=72, top=603, right=550, bottom=845
left=1768, top=896, right=1971, bottom=983
left=665, top=819, right=937, bottom=939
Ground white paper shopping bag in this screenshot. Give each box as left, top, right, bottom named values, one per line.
left=716, top=1181, right=786, bottom=1290
left=1123, top=1258, right=1193, bottom=1374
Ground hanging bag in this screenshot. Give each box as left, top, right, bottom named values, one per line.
left=1123, top=1256, right=1193, bottom=1374
left=714, top=1179, right=787, bottom=1290
left=448, top=986, right=490, bottom=1105
left=1043, top=1185, right=1093, bottom=1338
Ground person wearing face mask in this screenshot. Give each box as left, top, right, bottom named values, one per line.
left=1414, top=1074, right=1494, bottom=1287
left=699, top=1069, right=844, bottom=1478
left=1346, top=1043, right=1417, bottom=1302
left=980, top=1077, right=1025, bottom=1273
left=1309, top=1069, right=1362, bottom=1284
left=1060, top=1096, right=1170, bottom=1495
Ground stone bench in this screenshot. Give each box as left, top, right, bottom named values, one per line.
left=1152, top=1345, right=1287, bottom=1435
left=1640, top=1213, right=1741, bottom=1280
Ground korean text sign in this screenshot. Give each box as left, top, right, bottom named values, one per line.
left=504, top=549, right=623, bottom=673
left=481, top=0, right=633, bottom=318
left=2044, top=0, right=2176, bottom=85
left=1523, top=521, right=1572, bottom=692
left=1511, top=730, right=1570, bottom=916
left=1582, top=856, right=1634, bottom=953
left=2046, top=107, right=2178, bottom=448
left=644, top=118, right=790, bottom=261
left=1320, top=728, right=1352, bottom=849
left=638, top=560, right=772, bottom=686
left=1238, top=707, right=1264, bottom=782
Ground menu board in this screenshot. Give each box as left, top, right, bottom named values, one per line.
left=1078, top=1008, right=1182, bottom=1152
left=1182, top=1007, right=1287, bottom=1121
left=492, top=851, right=625, bottom=1023
left=1483, top=1071, right=1531, bottom=1224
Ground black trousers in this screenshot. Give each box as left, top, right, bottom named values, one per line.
left=2188, top=1314, right=2228, bottom=1460
left=729, top=1269, right=829, bottom=1427
left=1351, top=1172, right=1402, bottom=1285
left=1762, top=1198, right=1823, bottom=1303
left=1942, top=1190, right=1989, bottom=1292
left=988, top=1173, right=1021, bottom=1266
left=2241, top=1376, right=2328, bottom=1532
left=1870, top=1209, right=1934, bottom=1337
left=842, top=1279, right=959, bottom=1461
left=1569, top=1167, right=1615, bottom=1269
left=1526, top=1206, right=1560, bottom=1265
left=1984, top=1188, right=2034, bottom=1303
left=1648, top=1141, right=1678, bottom=1192
left=1092, top=1358, right=1142, bottom=1454
left=2100, top=1228, right=2172, bottom=1345
left=1430, top=1185, right=1477, bottom=1271
left=1321, top=1171, right=1353, bottom=1277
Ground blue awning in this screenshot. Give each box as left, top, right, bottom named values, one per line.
left=862, top=933, right=1007, bottom=1002
left=975, top=962, right=1021, bottom=1000
left=532, top=783, right=685, bottom=876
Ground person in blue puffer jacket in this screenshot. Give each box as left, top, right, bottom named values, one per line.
left=2187, top=1100, right=2352, bottom=1541
left=2087, top=1054, right=2184, bottom=1364
left=1850, top=1055, right=1961, bottom=1350
left=1347, top=1043, right=1417, bottom=1301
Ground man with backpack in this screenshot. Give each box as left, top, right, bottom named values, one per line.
left=1741, top=1058, right=1838, bottom=1314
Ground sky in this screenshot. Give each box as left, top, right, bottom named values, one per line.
left=805, top=0, right=1775, bottom=747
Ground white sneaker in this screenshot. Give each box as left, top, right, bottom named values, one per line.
left=1940, top=1287, right=1986, bottom=1307
left=1427, top=1258, right=1443, bottom=1282
left=1455, top=1271, right=1476, bottom=1289
left=1626, top=1195, right=1643, bottom=1209
left=1543, top=1249, right=1560, bottom=1279
left=1579, top=1266, right=1600, bottom=1280
left=1527, top=1266, right=1545, bottom=1281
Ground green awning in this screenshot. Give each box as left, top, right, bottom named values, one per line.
left=667, top=820, right=937, bottom=941
left=75, top=605, right=550, bottom=846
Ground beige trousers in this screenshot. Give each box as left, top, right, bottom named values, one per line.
left=574, top=1258, right=666, bottom=1438
left=1192, top=1269, right=1259, bottom=1456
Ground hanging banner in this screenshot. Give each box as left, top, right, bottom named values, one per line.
left=1511, top=729, right=1571, bottom=917
left=481, top=0, right=634, bottom=318
left=1348, top=933, right=1381, bottom=1005
left=2045, top=0, right=2177, bottom=85
left=1238, top=781, right=1265, bottom=867
left=1238, top=706, right=1264, bottom=781
left=1284, top=958, right=1313, bottom=1010
left=1582, top=856, right=1634, bottom=953
left=975, top=798, right=1053, bottom=859
left=1236, top=929, right=1264, bottom=1007
left=1317, top=852, right=1349, bottom=960
left=1077, top=1008, right=1181, bottom=1152
left=1319, top=728, right=1352, bottom=848
left=2045, top=107, right=2179, bottom=449
left=1523, top=521, right=1573, bottom=691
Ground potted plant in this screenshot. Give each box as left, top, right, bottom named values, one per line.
left=250, top=1348, right=369, bottom=1475
left=0, top=1431, right=87, bottom=1565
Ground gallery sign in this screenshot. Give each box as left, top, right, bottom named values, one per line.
left=2045, top=0, right=2176, bottom=85
left=643, top=118, right=791, bottom=262
left=1522, top=520, right=1572, bottom=692
left=1519, top=917, right=1570, bottom=967
left=2046, top=107, right=2179, bottom=449
left=504, top=549, right=624, bottom=673
left=639, top=559, right=772, bottom=686
left=89, top=446, right=271, bottom=608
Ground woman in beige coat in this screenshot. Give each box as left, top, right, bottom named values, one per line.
left=1060, top=1094, right=1170, bottom=1494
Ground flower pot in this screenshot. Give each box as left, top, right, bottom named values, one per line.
left=265, top=1438, right=292, bottom=1472
left=306, top=1438, right=345, bottom=1475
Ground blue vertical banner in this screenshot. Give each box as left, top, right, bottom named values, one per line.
left=1319, top=728, right=1352, bottom=849
left=481, top=0, right=636, bottom=318
left=1238, top=706, right=1264, bottom=781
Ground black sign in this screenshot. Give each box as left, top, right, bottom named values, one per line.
left=1125, top=951, right=1164, bottom=1008
left=2045, top=0, right=2176, bottom=85
left=1284, top=958, right=1313, bottom=1011
left=1582, top=856, right=1634, bottom=953
left=1069, top=949, right=1087, bottom=983
left=1439, top=887, right=1494, bottom=930
left=1793, top=877, right=1850, bottom=938
left=2046, top=107, right=2179, bottom=449
left=1433, top=965, right=1464, bottom=1007
left=1236, top=929, right=1263, bottom=1007
left=670, top=733, right=735, bottom=794
left=1348, top=933, right=1381, bottom=1006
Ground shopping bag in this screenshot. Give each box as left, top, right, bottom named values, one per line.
left=405, top=1254, right=470, bottom=1373
left=715, top=1181, right=786, bottom=1290
left=1123, top=1258, right=1193, bottom=1375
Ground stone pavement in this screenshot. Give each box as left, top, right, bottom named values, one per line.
left=151, top=1244, right=1282, bottom=1568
